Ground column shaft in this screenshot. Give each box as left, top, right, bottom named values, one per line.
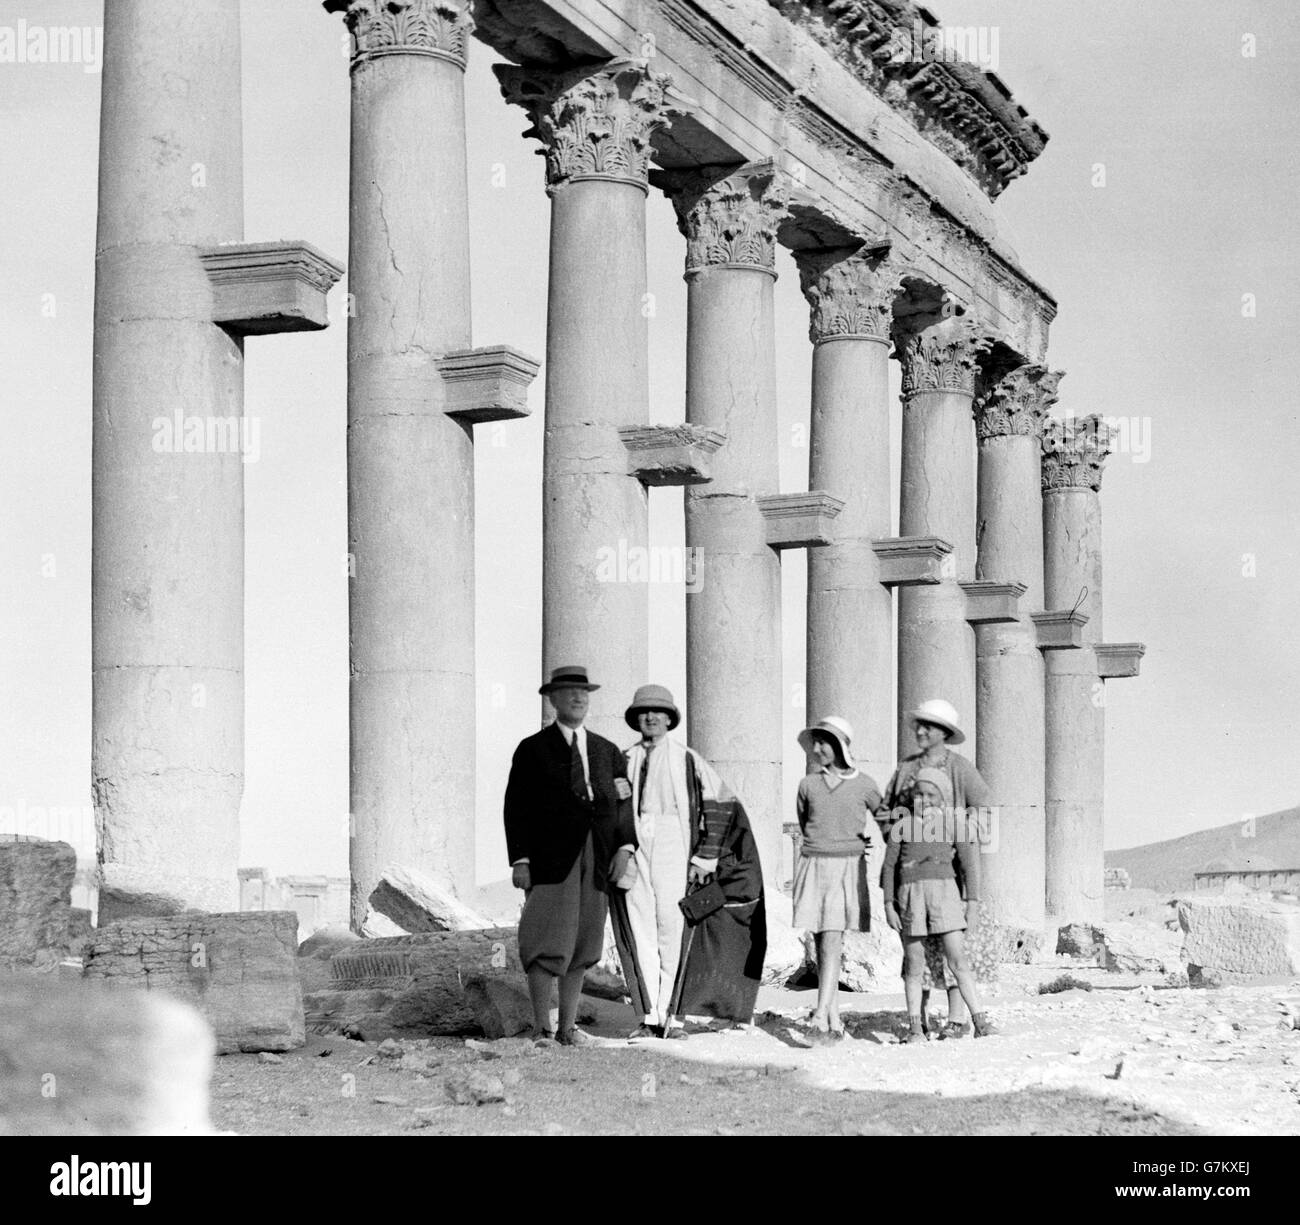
left=337, top=0, right=476, bottom=922
left=1042, top=418, right=1111, bottom=927
left=92, top=0, right=245, bottom=916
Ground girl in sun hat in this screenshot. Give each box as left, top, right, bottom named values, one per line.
left=793, top=716, right=883, bottom=1039
left=877, top=698, right=999, bottom=1041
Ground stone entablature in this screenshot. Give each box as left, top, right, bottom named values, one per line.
left=470, top=0, right=1056, bottom=363
left=497, top=58, right=685, bottom=192
left=324, top=0, right=475, bottom=67
left=974, top=364, right=1063, bottom=440
left=768, top=1, right=1048, bottom=200
left=1041, top=416, right=1116, bottom=491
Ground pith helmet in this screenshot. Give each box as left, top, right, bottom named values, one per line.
left=624, top=684, right=681, bottom=731
left=910, top=698, right=965, bottom=745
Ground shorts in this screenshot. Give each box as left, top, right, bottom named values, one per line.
left=897, top=877, right=966, bottom=937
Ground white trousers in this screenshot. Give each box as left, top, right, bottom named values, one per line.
left=625, top=810, right=690, bottom=1026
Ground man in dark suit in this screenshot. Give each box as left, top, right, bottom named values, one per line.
left=505, top=665, right=636, bottom=1046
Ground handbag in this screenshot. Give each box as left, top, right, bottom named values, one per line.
left=678, top=878, right=726, bottom=925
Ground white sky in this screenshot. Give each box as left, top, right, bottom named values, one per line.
left=1, top=0, right=1297, bottom=886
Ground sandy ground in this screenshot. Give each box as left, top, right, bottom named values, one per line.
left=210, top=966, right=1300, bottom=1136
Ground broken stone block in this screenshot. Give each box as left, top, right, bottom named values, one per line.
left=83, top=911, right=304, bottom=1054
left=1056, top=923, right=1103, bottom=959
left=1100, top=920, right=1179, bottom=973
left=297, top=924, right=360, bottom=994
left=831, top=928, right=899, bottom=992
left=368, top=865, right=493, bottom=934
left=1179, top=895, right=1300, bottom=979
left=67, top=907, right=93, bottom=956
left=763, top=892, right=811, bottom=986
left=0, top=972, right=215, bottom=1135
left=582, top=963, right=628, bottom=1001
left=96, top=881, right=188, bottom=925
left=0, top=839, right=77, bottom=970
left=306, top=927, right=523, bottom=1038
left=445, top=1068, right=507, bottom=1106
left=361, top=907, right=408, bottom=938
left=464, top=975, right=534, bottom=1039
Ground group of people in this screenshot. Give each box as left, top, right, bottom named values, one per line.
left=503, top=665, right=997, bottom=1047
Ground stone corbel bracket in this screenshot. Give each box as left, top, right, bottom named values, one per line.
left=757, top=492, right=845, bottom=550
left=619, top=425, right=726, bottom=486
left=1095, top=642, right=1146, bottom=679
left=961, top=580, right=1027, bottom=624
left=872, top=536, right=954, bottom=586
left=437, top=346, right=541, bottom=423
left=1032, top=609, right=1090, bottom=650
left=201, top=241, right=344, bottom=334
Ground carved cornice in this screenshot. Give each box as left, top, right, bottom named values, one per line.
left=974, top=364, right=1063, bottom=441
left=796, top=247, right=900, bottom=343
left=1041, top=415, right=1115, bottom=492
left=659, top=162, right=790, bottom=276
left=495, top=58, right=684, bottom=193
left=893, top=317, right=990, bottom=397
left=323, top=0, right=473, bottom=68
left=764, top=1, right=1048, bottom=199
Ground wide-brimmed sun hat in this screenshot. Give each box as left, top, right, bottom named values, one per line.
left=797, top=716, right=855, bottom=768
left=910, top=698, right=965, bottom=745
left=539, top=665, right=600, bottom=695
left=624, top=684, right=681, bottom=731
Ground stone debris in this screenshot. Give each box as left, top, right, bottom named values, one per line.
left=463, top=974, right=534, bottom=1039
left=368, top=865, right=494, bottom=934
left=83, top=911, right=304, bottom=1054
left=257, top=1052, right=284, bottom=1065
left=445, top=1069, right=507, bottom=1106
left=0, top=839, right=77, bottom=970
left=0, top=972, right=216, bottom=1135
left=1099, top=920, right=1180, bottom=973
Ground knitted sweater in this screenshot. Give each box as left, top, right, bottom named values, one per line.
left=796, top=770, right=882, bottom=857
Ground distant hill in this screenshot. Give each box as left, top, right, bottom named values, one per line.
left=1105, top=807, right=1300, bottom=893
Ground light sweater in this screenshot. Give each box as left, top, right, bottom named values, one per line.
left=795, top=770, right=883, bottom=857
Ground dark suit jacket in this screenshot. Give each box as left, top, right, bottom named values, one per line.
left=504, top=722, right=636, bottom=891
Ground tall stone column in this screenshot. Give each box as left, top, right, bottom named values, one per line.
left=973, top=365, right=1061, bottom=952
left=497, top=60, right=680, bottom=745
left=328, top=0, right=478, bottom=920
left=893, top=316, right=986, bottom=759
left=92, top=0, right=247, bottom=916
left=662, top=164, right=789, bottom=884
left=795, top=248, right=898, bottom=784
left=1042, top=417, right=1114, bottom=928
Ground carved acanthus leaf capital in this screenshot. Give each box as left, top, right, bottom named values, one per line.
left=796, top=247, right=900, bottom=343
left=496, top=58, right=685, bottom=192
left=974, top=364, right=1063, bottom=440
left=1041, top=415, right=1115, bottom=491
left=660, top=163, right=791, bottom=275
left=893, top=316, right=991, bottom=397
left=324, top=0, right=473, bottom=67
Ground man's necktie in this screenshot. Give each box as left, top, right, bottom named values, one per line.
left=638, top=744, right=651, bottom=806
left=570, top=733, right=588, bottom=801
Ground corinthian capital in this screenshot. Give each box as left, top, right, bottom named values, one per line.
left=1041, top=415, right=1115, bottom=492
left=796, top=247, right=900, bottom=343
left=893, top=316, right=991, bottom=398
left=974, top=364, right=1063, bottom=441
left=495, top=58, right=684, bottom=193
left=324, top=0, right=473, bottom=68
left=658, top=163, right=790, bottom=276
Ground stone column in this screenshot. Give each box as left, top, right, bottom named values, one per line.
left=662, top=164, right=789, bottom=885
left=497, top=59, right=680, bottom=744
left=893, top=316, right=987, bottom=759
left=1042, top=417, right=1114, bottom=928
left=92, top=0, right=247, bottom=916
left=795, top=248, right=898, bottom=785
left=328, top=0, right=477, bottom=921
left=973, top=365, right=1061, bottom=952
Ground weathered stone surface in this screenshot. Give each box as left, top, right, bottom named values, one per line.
left=0, top=973, right=215, bottom=1135
left=307, top=928, right=523, bottom=1039
left=361, top=907, right=408, bottom=938
left=1057, top=923, right=1103, bottom=959
left=296, top=924, right=359, bottom=994
left=1179, top=895, right=1300, bottom=979
left=763, top=892, right=811, bottom=985
left=829, top=927, right=899, bottom=993
left=0, top=839, right=76, bottom=970
left=463, top=975, right=534, bottom=1040
left=97, top=883, right=187, bottom=925
left=68, top=907, right=93, bottom=956
left=582, top=964, right=628, bottom=1002
left=1101, top=920, right=1181, bottom=974
left=83, top=911, right=304, bottom=1054
left=368, top=865, right=493, bottom=934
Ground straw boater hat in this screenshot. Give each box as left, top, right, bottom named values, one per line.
left=624, top=684, right=681, bottom=731
left=910, top=698, right=965, bottom=745
left=538, top=665, right=600, bottom=695
left=797, top=716, right=855, bottom=769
